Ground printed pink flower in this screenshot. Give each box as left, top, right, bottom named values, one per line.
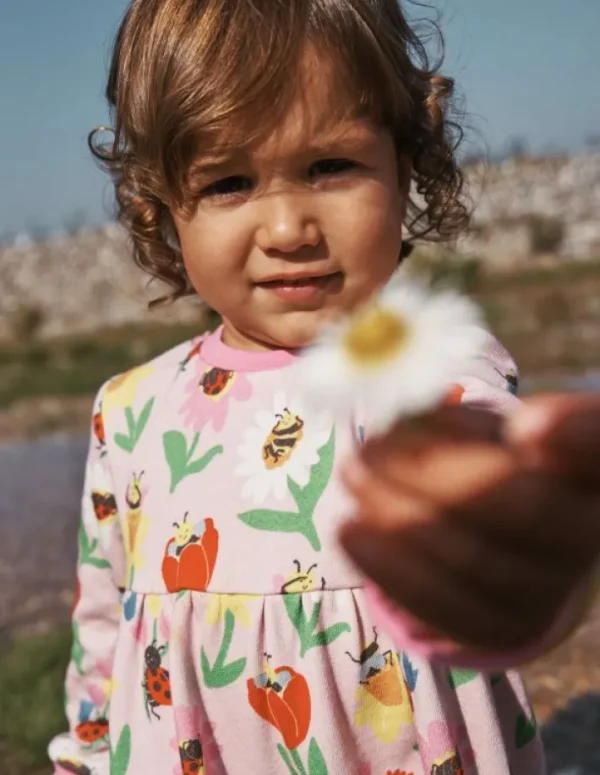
left=170, top=704, right=222, bottom=774
left=418, top=720, right=475, bottom=771
left=179, top=360, right=252, bottom=432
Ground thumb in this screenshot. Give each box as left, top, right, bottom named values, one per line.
left=505, top=393, right=600, bottom=487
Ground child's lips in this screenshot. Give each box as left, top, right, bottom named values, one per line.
left=257, top=272, right=342, bottom=302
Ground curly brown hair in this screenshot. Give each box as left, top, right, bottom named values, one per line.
left=91, top=0, right=470, bottom=304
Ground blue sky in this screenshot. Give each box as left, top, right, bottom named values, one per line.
left=0, top=0, right=598, bottom=237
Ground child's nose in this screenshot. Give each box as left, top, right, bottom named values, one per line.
left=255, top=194, right=321, bottom=254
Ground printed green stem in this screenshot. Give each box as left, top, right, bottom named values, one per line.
left=201, top=609, right=247, bottom=688
left=290, top=748, right=308, bottom=775
left=278, top=744, right=301, bottom=775
left=187, top=432, right=200, bottom=462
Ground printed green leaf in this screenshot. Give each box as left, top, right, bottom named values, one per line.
left=308, top=738, right=329, bottom=775
left=85, top=554, right=112, bottom=570
left=163, top=431, right=189, bottom=477
left=201, top=609, right=247, bottom=689
left=110, top=724, right=132, bottom=775
left=114, top=433, right=134, bottom=453
left=448, top=668, right=478, bottom=688
left=515, top=711, right=538, bottom=748
left=310, top=623, right=351, bottom=651
left=71, top=623, right=84, bottom=676
left=283, top=593, right=350, bottom=657
left=79, top=525, right=111, bottom=569
left=299, top=428, right=335, bottom=514
left=239, top=510, right=321, bottom=550
left=114, top=400, right=155, bottom=453
left=134, top=398, right=154, bottom=445
left=163, top=431, right=223, bottom=493
left=185, top=445, right=224, bottom=476
left=125, top=407, right=136, bottom=437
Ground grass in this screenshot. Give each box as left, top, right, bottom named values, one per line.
left=0, top=321, right=210, bottom=410
left=0, top=628, right=72, bottom=775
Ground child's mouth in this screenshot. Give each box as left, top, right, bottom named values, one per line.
left=259, top=273, right=342, bottom=303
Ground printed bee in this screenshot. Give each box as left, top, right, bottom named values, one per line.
left=125, top=471, right=144, bottom=556
left=168, top=512, right=204, bottom=557
left=281, top=560, right=325, bottom=594
left=262, top=409, right=304, bottom=470
left=431, top=753, right=464, bottom=775
left=178, top=340, right=204, bottom=373
left=91, top=490, right=118, bottom=523
left=200, top=367, right=235, bottom=397
left=346, top=627, right=404, bottom=706
left=179, top=738, right=204, bottom=775
left=55, top=758, right=94, bottom=775
left=143, top=640, right=172, bottom=720
left=494, top=366, right=519, bottom=395
left=253, top=653, right=293, bottom=694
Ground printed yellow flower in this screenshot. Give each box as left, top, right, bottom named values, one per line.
left=103, top=364, right=154, bottom=412
left=147, top=595, right=162, bottom=619
left=102, top=677, right=116, bottom=700
left=205, top=594, right=257, bottom=628
left=303, top=275, right=485, bottom=433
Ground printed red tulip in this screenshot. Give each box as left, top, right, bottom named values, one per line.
left=161, top=516, right=219, bottom=592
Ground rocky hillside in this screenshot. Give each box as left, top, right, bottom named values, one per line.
left=1, top=151, right=599, bottom=342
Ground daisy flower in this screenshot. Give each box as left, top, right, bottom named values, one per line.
left=235, top=391, right=331, bottom=504
left=302, top=277, right=485, bottom=433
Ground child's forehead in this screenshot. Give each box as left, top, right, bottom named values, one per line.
left=191, top=55, right=383, bottom=168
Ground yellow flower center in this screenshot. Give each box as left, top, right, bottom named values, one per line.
left=344, top=307, right=409, bottom=366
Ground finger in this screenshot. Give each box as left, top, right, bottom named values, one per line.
left=345, top=441, right=515, bottom=510
left=506, top=394, right=600, bottom=488
left=446, top=468, right=600, bottom=569
left=341, top=460, right=433, bottom=527
left=340, top=519, right=551, bottom=651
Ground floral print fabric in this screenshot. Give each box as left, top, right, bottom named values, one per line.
left=49, top=328, right=545, bottom=775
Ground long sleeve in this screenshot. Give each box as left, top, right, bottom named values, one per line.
left=364, top=331, right=594, bottom=669
left=48, top=384, right=126, bottom=775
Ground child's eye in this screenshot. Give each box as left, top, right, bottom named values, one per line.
left=309, top=158, right=359, bottom=178
left=200, top=175, right=253, bottom=199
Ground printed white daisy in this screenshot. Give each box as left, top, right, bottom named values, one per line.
left=302, top=276, right=486, bottom=433
left=235, top=391, right=332, bottom=505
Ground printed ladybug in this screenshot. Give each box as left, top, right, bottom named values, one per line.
left=92, top=410, right=106, bottom=449
left=143, top=640, right=172, bottom=720
left=178, top=340, right=204, bottom=373
left=179, top=738, right=204, bottom=774
left=75, top=717, right=109, bottom=745
left=91, top=491, right=118, bottom=522
left=200, top=367, right=235, bottom=397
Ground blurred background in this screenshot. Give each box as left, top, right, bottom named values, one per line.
left=0, top=1, right=599, bottom=773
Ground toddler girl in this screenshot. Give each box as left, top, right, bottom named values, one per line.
left=49, top=1, right=581, bottom=772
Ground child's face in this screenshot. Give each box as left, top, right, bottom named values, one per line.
left=172, top=64, right=408, bottom=351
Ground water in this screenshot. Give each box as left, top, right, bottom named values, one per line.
left=0, top=434, right=87, bottom=634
